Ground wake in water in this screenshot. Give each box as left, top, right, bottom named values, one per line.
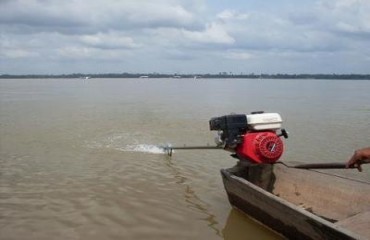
left=124, top=144, right=168, bottom=154
left=86, top=132, right=172, bottom=154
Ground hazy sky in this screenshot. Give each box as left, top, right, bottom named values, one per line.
left=1, top=0, right=370, bottom=74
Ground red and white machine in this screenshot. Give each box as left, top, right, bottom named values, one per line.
left=165, top=111, right=288, bottom=164
left=210, top=111, right=288, bottom=164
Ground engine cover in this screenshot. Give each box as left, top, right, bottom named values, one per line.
left=235, top=131, right=284, bottom=163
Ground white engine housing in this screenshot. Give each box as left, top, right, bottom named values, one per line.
left=246, top=113, right=283, bottom=131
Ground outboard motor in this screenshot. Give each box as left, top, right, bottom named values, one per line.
left=209, top=111, right=288, bottom=164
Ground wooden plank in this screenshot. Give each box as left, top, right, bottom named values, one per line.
left=271, top=164, right=370, bottom=222
left=220, top=163, right=369, bottom=239
left=336, top=211, right=370, bottom=239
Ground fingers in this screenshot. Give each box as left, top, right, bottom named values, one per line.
left=346, top=151, right=362, bottom=171
left=346, top=153, right=357, bottom=169
left=346, top=148, right=370, bottom=172
left=346, top=161, right=362, bottom=172
left=357, top=159, right=370, bottom=172
left=355, top=163, right=363, bottom=172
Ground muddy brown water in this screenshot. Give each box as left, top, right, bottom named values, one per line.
left=1, top=78, right=369, bottom=239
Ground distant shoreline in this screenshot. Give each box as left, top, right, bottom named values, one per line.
left=1, top=73, right=369, bottom=80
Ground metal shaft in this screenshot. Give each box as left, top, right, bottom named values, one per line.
left=163, top=145, right=222, bottom=156
left=170, top=146, right=222, bottom=150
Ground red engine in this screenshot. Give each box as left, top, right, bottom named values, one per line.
left=236, top=131, right=284, bottom=163
left=210, top=112, right=288, bottom=164
left=165, top=112, right=288, bottom=161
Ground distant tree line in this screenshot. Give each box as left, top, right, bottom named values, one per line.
left=1, top=73, right=369, bottom=80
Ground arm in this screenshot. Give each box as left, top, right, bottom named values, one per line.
left=346, top=147, right=370, bottom=172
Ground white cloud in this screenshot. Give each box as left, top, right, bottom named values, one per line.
left=146, top=22, right=235, bottom=47
left=224, top=51, right=253, bottom=60
left=316, top=0, right=370, bottom=34
left=0, top=49, right=38, bottom=59
left=56, top=47, right=94, bottom=59
left=182, top=23, right=235, bottom=44
left=79, top=32, right=140, bottom=49
left=124, top=2, right=195, bottom=26
left=56, top=46, right=131, bottom=60
left=1, top=0, right=370, bottom=74
left=0, top=0, right=200, bottom=33
left=217, top=10, right=249, bottom=21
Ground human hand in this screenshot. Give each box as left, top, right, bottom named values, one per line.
left=346, top=147, right=370, bottom=172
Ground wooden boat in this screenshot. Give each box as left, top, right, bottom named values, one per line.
left=221, top=162, right=370, bottom=240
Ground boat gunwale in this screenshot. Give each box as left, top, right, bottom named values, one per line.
left=221, top=166, right=363, bottom=239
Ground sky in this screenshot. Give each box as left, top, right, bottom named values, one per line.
left=1, top=0, right=370, bottom=75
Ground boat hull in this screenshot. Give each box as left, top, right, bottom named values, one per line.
left=221, top=163, right=369, bottom=239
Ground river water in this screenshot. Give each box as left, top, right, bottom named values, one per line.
left=1, top=78, right=369, bottom=240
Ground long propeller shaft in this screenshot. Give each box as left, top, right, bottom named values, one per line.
left=163, top=145, right=222, bottom=156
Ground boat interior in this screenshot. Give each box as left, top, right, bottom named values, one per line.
left=227, top=162, right=370, bottom=238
